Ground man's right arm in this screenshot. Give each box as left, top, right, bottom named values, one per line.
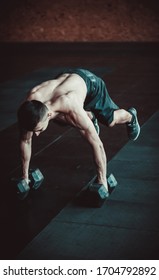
left=19, top=130, right=33, bottom=183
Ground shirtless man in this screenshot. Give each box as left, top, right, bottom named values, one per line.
left=17, top=69, right=140, bottom=193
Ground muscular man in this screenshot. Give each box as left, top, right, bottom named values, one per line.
left=17, top=69, right=140, bottom=193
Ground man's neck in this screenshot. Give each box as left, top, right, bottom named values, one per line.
left=45, top=102, right=60, bottom=120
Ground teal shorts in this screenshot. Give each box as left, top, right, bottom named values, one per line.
left=58, top=68, right=119, bottom=126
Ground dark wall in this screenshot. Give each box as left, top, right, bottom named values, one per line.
left=0, top=0, right=159, bottom=41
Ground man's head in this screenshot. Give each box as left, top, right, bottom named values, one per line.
left=17, top=100, right=51, bottom=134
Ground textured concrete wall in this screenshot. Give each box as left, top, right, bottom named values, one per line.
left=0, top=0, right=159, bottom=42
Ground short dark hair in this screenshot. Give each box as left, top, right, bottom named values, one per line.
left=17, top=100, right=48, bottom=131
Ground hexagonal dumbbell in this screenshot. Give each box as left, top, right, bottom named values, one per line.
left=11, top=177, right=30, bottom=200
left=88, top=173, right=118, bottom=207
left=11, top=168, right=44, bottom=200
left=107, top=173, right=118, bottom=193
left=29, top=168, right=44, bottom=190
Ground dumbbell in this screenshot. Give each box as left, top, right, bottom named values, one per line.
left=87, top=173, right=118, bottom=208
left=29, top=168, right=44, bottom=190
left=12, top=168, right=44, bottom=200
left=11, top=178, right=30, bottom=200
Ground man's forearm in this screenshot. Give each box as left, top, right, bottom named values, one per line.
left=92, top=141, right=107, bottom=187
left=20, top=140, right=32, bottom=180
left=80, top=127, right=108, bottom=189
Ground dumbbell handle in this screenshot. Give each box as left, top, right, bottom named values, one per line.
left=22, top=177, right=31, bottom=185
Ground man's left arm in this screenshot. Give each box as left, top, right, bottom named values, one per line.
left=69, top=109, right=108, bottom=190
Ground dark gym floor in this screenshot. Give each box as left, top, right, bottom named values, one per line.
left=0, top=42, right=159, bottom=260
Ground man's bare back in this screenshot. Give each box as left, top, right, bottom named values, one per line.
left=25, top=73, right=94, bottom=131
left=27, top=73, right=87, bottom=113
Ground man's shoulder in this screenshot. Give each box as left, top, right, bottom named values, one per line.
left=19, top=127, right=33, bottom=141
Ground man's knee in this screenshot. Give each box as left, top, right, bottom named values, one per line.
left=108, top=110, right=120, bottom=127
left=109, top=119, right=116, bottom=127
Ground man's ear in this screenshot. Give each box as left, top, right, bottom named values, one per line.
left=48, top=112, right=52, bottom=119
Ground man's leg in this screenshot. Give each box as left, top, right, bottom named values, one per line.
left=109, top=109, right=132, bottom=126
left=109, top=108, right=140, bottom=141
